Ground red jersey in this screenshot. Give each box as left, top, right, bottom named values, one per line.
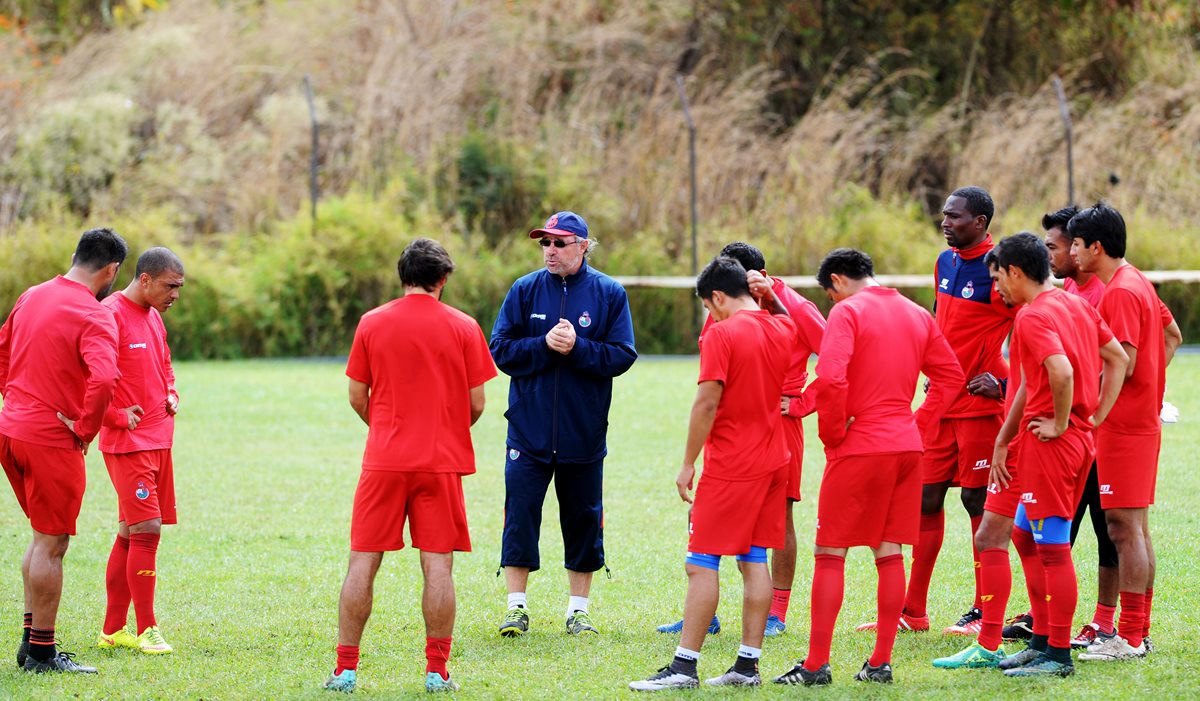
left=1014, top=288, right=1114, bottom=431
left=697, top=309, right=794, bottom=481
left=0, top=276, right=120, bottom=448
left=1097, top=264, right=1173, bottom=434
left=99, top=292, right=177, bottom=454
left=698, top=277, right=825, bottom=394
left=933, top=235, right=1018, bottom=418
left=812, top=286, right=964, bottom=460
left=1064, top=275, right=1104, bottom=308
left=346, top=294, right=496, bottom=473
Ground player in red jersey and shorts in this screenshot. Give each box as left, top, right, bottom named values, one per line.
left=95, top=247, right=185, bottom=657
left=324, top=239, right=497, bottom=694
left=1070, top=203, right=1183, bottom=661
left=772, top=248, right=964, bottom=686
left=2, top=228, right=127, bottom=674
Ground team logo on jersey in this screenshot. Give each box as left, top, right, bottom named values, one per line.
left=987, top=482, right=1001, bottom=495
left=135, top=481, right=150, bottom=500
left=939, top=278, right=949, bottom=289
left=128, top=342, right=147, bottom=350
left=578, top=311, right=592, bottom=328
left=1021, top=492, right=1037, bottom=504
left=530, top=313, right=546, bottom=320
left=973, top=458, right=990, bottom=470
left=1099, top=484, right=1113, bottom=495
left=961, top=280, right=975, bottom=298
left=508, top=448, right=520, bottom=461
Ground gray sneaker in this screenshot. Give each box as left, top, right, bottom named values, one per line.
left=22, top=651, right=97, bottom=674
left=1079, top=635, right=1146, bottom=661
left=565, top=611, right=599, bottom=635
left=630, top=666, right=699, bottom=691
left=704, top=667, right=761, bottom=687
left=498, top=607, right=530, bottom=637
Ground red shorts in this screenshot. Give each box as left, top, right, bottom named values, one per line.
left=1, top=434, right=86, bottom=536
left=816, top=451, right=921, bottom=548
left=688, top=466, right=787, bottom=555
left=1017, top=426, right=1093, bottom=521
left=1096, top=428, right=1160, bottom=509
left=921, top=415, right=1001, bottom=488
left=984, top=436, right=1022, bottom=518
left=351, top=470, right=470, bottom=553
left=103, top=449, right=177, bottom=525
left=782, top=415, right=804, bottom=501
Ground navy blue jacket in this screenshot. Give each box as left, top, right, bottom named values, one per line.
left=490, top=262, right=637, bottom=463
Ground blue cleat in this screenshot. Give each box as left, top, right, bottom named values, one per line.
left=764, top=615, right=787, bottom=637
left=425, top=671, right=460, bottom=692
left=655, top=615, right=721, bottom=635
left=324, top=669, right=357, bottom=693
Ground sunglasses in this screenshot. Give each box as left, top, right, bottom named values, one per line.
left=539, top=238, right=582, bottom=248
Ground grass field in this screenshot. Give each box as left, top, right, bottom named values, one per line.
left=1, top=355, right=1197, bottom=699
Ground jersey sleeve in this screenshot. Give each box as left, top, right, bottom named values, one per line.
left=915, top=316, right=965, bottom=437
left=813, top=304, right=856, bottom=447
left=74, top=311, right=121, bottom=443
left=697, top=324, right=731, bottom=385
left=1159, top=297, right=1175, bottom=328
left=346, top=321, right=372, bottom=385
left=489, top=280, right=554, bottom=378
left=1017, top=309, right=1066, bottom=366
left=465, top=322, right=499, bottom=388
left=1098, top=288, right=1144, bottom=349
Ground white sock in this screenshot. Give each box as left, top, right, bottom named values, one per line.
left=737, top=644, right=762, bottom=659
left=568, top=596, right=589, bottom=616
left=674, top=646, right=701, bottom=663
left=508, top=592, right=527, bottom=610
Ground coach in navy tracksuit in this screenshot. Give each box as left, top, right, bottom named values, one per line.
left=490, top=211, right=637, bottom=638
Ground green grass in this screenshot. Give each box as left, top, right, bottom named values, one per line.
left=2, top=355, right=1198, bottom=699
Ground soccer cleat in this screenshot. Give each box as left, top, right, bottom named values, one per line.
left=425, top=671, right=460, bottom=692
left=629, top=666, right=699, bottom=691
left=1002, top=652, right=1074, bottom=678
left=1078, top=635, right=1146, bottom=661
left=704, top=667, right=761, bottom=687
left=136, top=626, right=173, bottom=654
left=854, top=660, right=893, bottom=683
left=997, top=646, right=1041, bottom=670
left=932, top=641, right=1007, bottom=669
left=324, top=668, right=356, bottom=692
left=98, top=627, right=139, bottom=650
left=22, top=651, right=97, bottom=674
left=1070, top=622, right=1114, bottom=649
left=764, top=614, right=786, bottom=637
left=16, top=638, right=27, bottom=668
left=772, top=660, right=832, bottom=686
left=498, top=607, right=530, bottom=637
left=1002, top=611, right=1034, bottom=640
left=1143, top=636, right=1154, bottom=654
left=655, top=615, right=720, bottom=635
left=943, top=607, right=983, bottom=636
left=565, top=611, right=599, bottom=635
left=855, top=611, right=930, bottom=633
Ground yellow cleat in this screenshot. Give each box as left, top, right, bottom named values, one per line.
left=98, top=627, right=139, bottom=649
left=137, top=626, right=173, bottom=655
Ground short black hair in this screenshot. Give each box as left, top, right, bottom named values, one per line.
left=696, top=256, right=750, bottom=300
left=1066, top=201, right=1126, bottom=259
left=398, top=238, right=455, bottom=291
left=984, top=248, right=1000, bottom=270
left=135, top=247, right=184, bottom=278
left=993, top=232, right=1050, bottom=284
left=1040, top=205, right=1079, bottom=234
left=719, top=241, right=766, bottom=272
left=816, top=248, right=873, bottom=289
left=73, top=227, right=128, bottom=272
left=950, top=186, right=995, bottom=227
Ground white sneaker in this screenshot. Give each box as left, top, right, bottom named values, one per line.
left=1161, top=401, right=1179, bottom=424
left=629, top=667, right=700, bottom=691
left=1079, top=634, right=1147, bottom=661
left=704, top=668, right=761, bottom=686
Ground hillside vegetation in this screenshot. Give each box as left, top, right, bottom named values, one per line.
left=1, top=0, right=1198, bottom=355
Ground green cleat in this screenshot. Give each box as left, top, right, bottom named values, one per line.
left=566, top=610, right=599, bottom=635
left=98, top=627, right=139, bottom=650
left=498, top=607, right=530, bottom=637
left=136, top=626, right=173, bottom=655
left=933, top=641, right=1007, bottom=669
left=1002, top=652, right=1074, bottom=678
left=324, top=668, right=357, bottom=692
left=425, top=671, right=460, bottom=693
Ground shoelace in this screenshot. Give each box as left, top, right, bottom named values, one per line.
left=142, top=628, right=167, bottom=646
left=504, top=608, right=528, bottom=623
left=569, top=612, right=595, bottom=627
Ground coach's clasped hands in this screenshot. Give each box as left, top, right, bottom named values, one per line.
left=676, top=463, right=696, bottom=504
left=545, top=319, right=576, bottom=355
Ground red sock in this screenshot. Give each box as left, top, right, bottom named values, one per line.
left=1012, top=527, right=1048, bottom=636
left=1142, top=587, right=1154, bottom=639
left=1118, top=591, right=1146, bottom=648
left=1093, top=602, right=1117, bottom=635
left=769, top=588, right=791, bottom=622
left=335, top=644, right=360, bottom=674
left=903, top=511, right=944, bottom=618
left=1037, top=543, right=1077, bottom=650
left=425, top=636, right=452, bottom=677
left=970, top=514, right=984, bottom=610
left=870, top=554, right=905, bottom=667
left=805, top=554, right=845, bottom=671
left=976, top=548, right=1011, bottom=651
left=103, top=535, right=131, bottom=635
left=127, top=532, right=159, bottom=633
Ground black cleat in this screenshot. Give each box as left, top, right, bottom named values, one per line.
left=16, top=638, right=28, bottom=669
left=998, top=646, right=1041, bottom=670
left=773, top=659, right=832, bottom=686
left=22, top=651, right=97, bottom=674
left=854, top=660, right=893, bottom=683
left=1002, top=612, right=1034, bottom=641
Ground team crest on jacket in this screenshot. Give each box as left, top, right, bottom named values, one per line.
left=578, top=311, right=592, bottom=328
left=961, top=280, right=975, bottom=298
left=508, top=448, right=520, bottom=461
left=135, top=481, right=150, bottom=500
